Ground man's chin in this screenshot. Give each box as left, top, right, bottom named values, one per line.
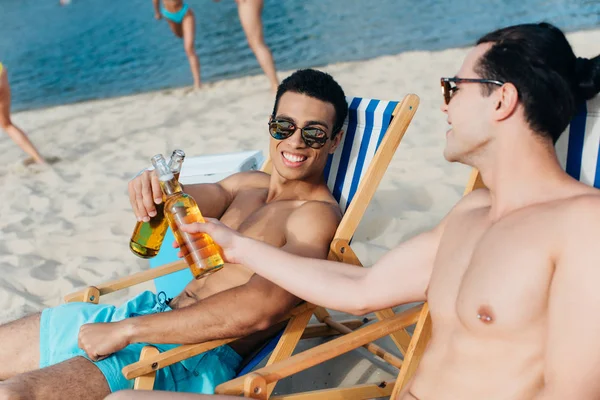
left=443, top=149, right=461, bottom=164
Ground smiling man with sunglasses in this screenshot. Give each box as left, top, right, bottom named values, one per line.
left=0, top=69, right=348, bottom=399
left=135, top=23, right=600, bottom=400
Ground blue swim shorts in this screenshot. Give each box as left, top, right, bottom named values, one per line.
left=40, top=291, right=242, bottom=393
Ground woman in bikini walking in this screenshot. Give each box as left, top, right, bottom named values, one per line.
left=152, top=0, right=202, bottom=90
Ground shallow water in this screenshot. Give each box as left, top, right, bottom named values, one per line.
left=0, top=0, right=598, bottom=111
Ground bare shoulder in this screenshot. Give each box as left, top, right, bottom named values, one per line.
left=563, top=190, right=600, bottom=228
left=447, top=187, right=491, bottom=219
left=286, top=200, right=342, bottom=241
left=557, top=190, right=600, bottom=260
left=218, top=170, right=270, bottom=194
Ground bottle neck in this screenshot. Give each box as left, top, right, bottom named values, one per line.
left=160, top=177, right=183, bottom=197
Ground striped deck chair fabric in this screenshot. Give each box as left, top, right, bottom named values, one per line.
left=236, top=96, right=400, bottom=376
left=556, top=95, right=600, bottom=188
left=325, top=97, right=399, bottom=212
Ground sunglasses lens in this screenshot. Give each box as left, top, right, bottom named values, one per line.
left=269, top=120, right=294, bottom=140
left=302, top=128, right=328, bottom=148
left=442, top=81, right=451, bottom=105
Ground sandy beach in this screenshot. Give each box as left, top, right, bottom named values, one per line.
left=1, top=28, right=598, bottom=393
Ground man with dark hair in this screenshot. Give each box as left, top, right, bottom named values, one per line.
left=272, top=69, right=349, bottom=138
left=0, top=69, right=346, bottom=398
left=136, top=22, right=600, bottom=400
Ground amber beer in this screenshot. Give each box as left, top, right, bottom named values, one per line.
left=152, top=154, right=224, bottom=279
left=129, top=150, right=185, bottom=258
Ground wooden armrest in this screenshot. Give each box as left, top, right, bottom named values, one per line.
left=121, top=302, right=315, bottom=380
left=123, top=339, right=234, bottom=380
left=216, top=303, right=423, bottom=395
left=64, top=259, right=188, bottom=303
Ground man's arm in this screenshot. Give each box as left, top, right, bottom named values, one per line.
left=230, top=221, right=442, bottom=315
left=78, top=200, right=338, bottom=359
left=129, top=169, right=267, bottom=222
left=179, top=190, right=489, bottom=315
left=534, top=198, right=600, bottom=400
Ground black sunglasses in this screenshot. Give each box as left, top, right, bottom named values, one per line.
left=268, top=119, right=330, bottom=149
left=440, top=77, right=505, bottom=105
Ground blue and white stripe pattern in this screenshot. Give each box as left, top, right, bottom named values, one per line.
left=324, top=97, right=399, bottom=213
left=556, top=95, right=600, bottom=188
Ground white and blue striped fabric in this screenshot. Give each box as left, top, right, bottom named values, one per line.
left=556, top=95, right=600, bottom=188
left=324, top=97, right=399, bottom=213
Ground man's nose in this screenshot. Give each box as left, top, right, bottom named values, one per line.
left=287, top=128, right=306, bottom=147
left=440, top=100, right=449, bottom=113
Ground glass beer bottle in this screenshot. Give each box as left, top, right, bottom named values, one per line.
left=129, top=150, right=186, bottom=258
left=152, top=155, right=224, bottom=279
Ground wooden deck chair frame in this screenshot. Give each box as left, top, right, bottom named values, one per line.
left=213, top=168, right=483, bottom=400
left=64, top=94, right=420, bottom=394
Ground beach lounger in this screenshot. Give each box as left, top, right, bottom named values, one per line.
left=219, top=94, right=600, bottom=400
left=64, top=94, right=421, bottom=394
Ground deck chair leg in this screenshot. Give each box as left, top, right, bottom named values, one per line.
left=133, top=346, right=160, bottom=390
left=264, top=307, right=314, bottom=398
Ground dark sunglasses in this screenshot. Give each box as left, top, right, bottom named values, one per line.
left=268, top=119, right=330, bottom=149
left=440, top=77, right=505, bottom=105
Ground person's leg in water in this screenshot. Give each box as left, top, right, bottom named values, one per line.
left=0, top=66, right=46, bottom=164
left=182, top=10, right=201, bottom=89
left=165, top=11, right=201, bottom=89
left=237, top=0, right=278, bottom=92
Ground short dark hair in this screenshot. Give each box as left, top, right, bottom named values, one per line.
left=272, top=69, right=348, bottom=138
left=475, top=22, right=600, bottom=143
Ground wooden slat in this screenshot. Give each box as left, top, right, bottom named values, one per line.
left=64, top=259, right=188, bottom=303
left=391, top=304, right=432, bottom=397
left=265, top=308, right=315, bottom=397
left=133, top=346, right=159, bottom=390
left=215, top=304, right=422, bottom=396
left=122, top=302, right=314, bottom=380
left=244, top=373, right=269, bottom=400
left=334, top=94, right=419, bottom=242
left=301, top=318, right=373, bottom=339
left=373, top=308, right=412, bottom=355
left=465, top=168, right=486, bottom=193
left=330, top=240, right=413, bottom=355
left=270, top=381, right=395, bottom=400
left=322, top=316, right=403, bottom=369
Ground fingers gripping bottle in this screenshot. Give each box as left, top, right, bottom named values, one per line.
left=152, top=154, right=224, bottom=279
left=129, top=150, right=186, bottom=258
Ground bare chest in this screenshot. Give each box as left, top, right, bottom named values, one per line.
left=219, top=190, right=301, bottom=248
left=428, top=208, right=557, bottom=335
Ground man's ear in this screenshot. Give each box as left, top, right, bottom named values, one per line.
left=329, top=130, right=344, bottom=154
left=493, top=83, right=519, bottom=121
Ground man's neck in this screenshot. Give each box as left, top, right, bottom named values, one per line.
left=266, top=171, right=329, bottom=203
left=474, top=131, right=573, bottom=220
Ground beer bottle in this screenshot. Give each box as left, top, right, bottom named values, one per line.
left=152, top=155, right=224, bottom=279
left=129, top=150, right=186, bottom=258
